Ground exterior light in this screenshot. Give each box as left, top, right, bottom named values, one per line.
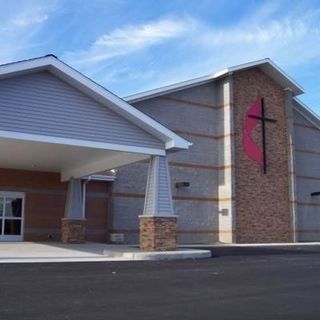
left=175, top=182, right=190, bottom=188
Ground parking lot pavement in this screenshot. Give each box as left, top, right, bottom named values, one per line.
left=0, top=245, right=320, bottom=320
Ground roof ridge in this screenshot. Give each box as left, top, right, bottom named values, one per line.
left=124, top=58, right=304, bottom=103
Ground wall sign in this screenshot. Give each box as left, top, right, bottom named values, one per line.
left=243, top=96, right=276, bottom=174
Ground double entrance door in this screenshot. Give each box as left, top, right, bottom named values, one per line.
left=0, top=192, right=24, bottom=241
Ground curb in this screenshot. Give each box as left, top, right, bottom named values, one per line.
left=112, top=249, right=212, bottom=261
left=0, top=249, right=212, bottom=263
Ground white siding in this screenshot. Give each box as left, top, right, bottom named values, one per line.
left=143, top=159, right=157, bottom=215
left=0, top=71, right=164, bottom=149
left=157, top=156, right=173, bottom=213
left=293, top=108, right=320, bottom=241
left=143, top=156, right=174, bottom=216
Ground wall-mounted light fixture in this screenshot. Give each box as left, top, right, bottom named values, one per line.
left=175, top=182, right=190, bottom=188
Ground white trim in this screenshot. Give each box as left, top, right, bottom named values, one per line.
left=0, top=129, right=166, bottom=156
left=142, top=155, right=174, bottom=216
left=125, top=73, right=219, bottom=103
left=143, top=156, right=153, bottom=216
left=0, top=192, right=25, bottom=242
left=227, top=59, right=304, bottom=93
left=154, top=156, right=159, bottom=214
left=124, top=58, right=304, bottom=103
left=139, top=215, right=178, bottom=218
left=0, top=191, right=25, bottom=197
left=81, top=173, right=115, bottom=218
left=293, top=98, right=320, bottom=132
left=82, top=175, right=116, bottom=182
left=61, top=152, right=148, bottom=181
left=0, top=56, right=190, bottom=151
left=82, top=179, right=89, bottom=219
left=164, top=155, right=174, bottom=214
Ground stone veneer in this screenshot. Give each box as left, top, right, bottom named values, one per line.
left=61, top=219, right=86, bottom=243
left=139, top=216, right=177, bottom=251
left=233, top=68, right=293, bottom=243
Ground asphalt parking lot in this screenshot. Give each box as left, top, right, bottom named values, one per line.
left=0, top=245, right=320, bottom=320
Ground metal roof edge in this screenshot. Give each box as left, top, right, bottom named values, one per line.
left=124, top=58, right=304, bottom=103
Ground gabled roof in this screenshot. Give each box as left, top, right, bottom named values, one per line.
left=0, top=55, right=191, bottom=150
left=124, top=58, right=304, bottom=103
left=293, top=97, right=320, bottom=131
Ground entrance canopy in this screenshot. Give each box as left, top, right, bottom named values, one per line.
left=0, top=136, right=148, bottom=181
left=0, top=55, right=191, bottom=180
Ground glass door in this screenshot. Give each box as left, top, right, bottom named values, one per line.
left=0, top=192, right=25, bottom=241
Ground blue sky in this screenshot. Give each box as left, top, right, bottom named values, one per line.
left=1, top=0, right=320, bottom=112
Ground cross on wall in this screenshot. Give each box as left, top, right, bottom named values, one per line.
left=247, top=97, right=277, bottom=174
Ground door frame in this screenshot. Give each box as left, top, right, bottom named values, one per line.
left=0, top=191, right=25, bottom=242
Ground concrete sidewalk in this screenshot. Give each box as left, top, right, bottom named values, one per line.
left=0, top=242, right=211, bottom=263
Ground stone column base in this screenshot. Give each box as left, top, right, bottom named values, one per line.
left=139, top=216, right=177, bottom=251
left=61, top=219, right=86, bottom=244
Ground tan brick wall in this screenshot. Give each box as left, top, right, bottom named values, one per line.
left=139, top=216, right=177, bottom=251
left=0, top=168, right=110, bottom=242
left=61, top=219, right=86, bottom=243
left=233, top=68, right=293, bottom=243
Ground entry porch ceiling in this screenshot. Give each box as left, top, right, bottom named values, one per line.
left=0, top=136, right=149, bottom=181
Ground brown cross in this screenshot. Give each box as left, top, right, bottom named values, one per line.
left=248, top=97, right=277, bottom=174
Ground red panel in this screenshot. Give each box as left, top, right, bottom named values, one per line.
left=243, top=96, right=263, bottom=169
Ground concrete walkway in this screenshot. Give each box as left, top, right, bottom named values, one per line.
left=0, top=242, right=211, bottom=263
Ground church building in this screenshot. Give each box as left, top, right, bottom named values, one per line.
left=0, top=55, right=318, bottom=250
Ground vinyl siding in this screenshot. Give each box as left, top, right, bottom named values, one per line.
left=143, top=160, right=156, bottom=215
left=0, top=71, right=164, bottom=149
left=293, top=108, right=320, bottom=241
left=113, top=82, right=221, bottom=243
left=143, top=156, right=173, bottom=216
left=157, top=156, right=173, bottom=213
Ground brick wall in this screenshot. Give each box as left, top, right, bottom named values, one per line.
left=117, top=83, right=224, bottom=244
left=139, top=216, right=177, bottom=251
left=233, top=68, right=293, bottom=242
left=0, top=168, right=110, bottom=242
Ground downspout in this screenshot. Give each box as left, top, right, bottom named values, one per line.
left=82, top=177, right=91, bottom=219
left=81, top=173, right=117, bottom=221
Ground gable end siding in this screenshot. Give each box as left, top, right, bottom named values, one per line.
left=293, top=108, right=320, bottom=241
left=0, top=71, right=164, bottom=149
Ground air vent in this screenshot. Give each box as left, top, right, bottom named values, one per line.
left=110, top=233, right=124, bottom=243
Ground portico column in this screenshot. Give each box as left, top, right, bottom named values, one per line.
left=139, top=155, right=177, bottom=251
left=61, top=178, right=86, bottom=243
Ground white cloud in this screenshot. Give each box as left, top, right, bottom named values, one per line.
left=11, top=13, right=48, bottom=27
left=1, top=4, right=51, bottom=31
left=57, top=1, right=320, bottom=110
left=128, top=7, right=320, bottom=94
left=63, top=17, right=196, bottom=66
left=193, top=9, right=320, bottom=74
left=0, top=3, right=53, bottom=63
left=198, top=15, right=319, bottom=49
